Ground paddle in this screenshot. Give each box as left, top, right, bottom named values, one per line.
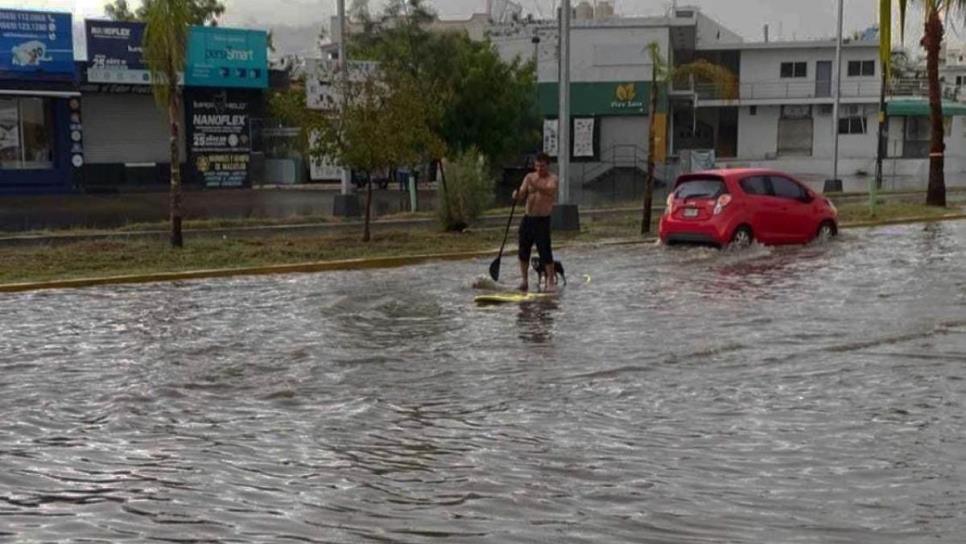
left=489, top=199, right=518, bottom=282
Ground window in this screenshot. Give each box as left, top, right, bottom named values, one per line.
left=780, top=62, right=807, bottom=78
left=749, top=105, right=758, bottom=116
left=0, top=97, right=53, bottom=170
left=739, top=176, right=770, bottom=196
left=847, top=60, right=876, bottom=77
left=838, top=116, right=867, bottom=134
left=770, top=176, right=806, bottom=200
left=674, top=178, right=727, bottom=200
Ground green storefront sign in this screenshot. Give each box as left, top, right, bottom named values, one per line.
left=537, top=81, right=667, bottom=117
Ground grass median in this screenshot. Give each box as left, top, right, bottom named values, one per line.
left=0, top=201, right=962, bottom=286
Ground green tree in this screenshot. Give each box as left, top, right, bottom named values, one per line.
left=348, top=0, right=538, bottom=168
left=144, top=0, right=193, bottom=248
left=105, top=0, right=225, bottom=25
left=438, top=148, right=495, bottom=231
left=643, top=43, right=738, bottom=234
left=348, top=0, right=371, bottom=23
left=309, top=68, right=445, bottom=241
left=104, top=0, right=138, bottom=21
left=881, top=0, right=965, bottom=207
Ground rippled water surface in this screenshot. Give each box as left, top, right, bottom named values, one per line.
left=2, top=221, right=966, bottom=543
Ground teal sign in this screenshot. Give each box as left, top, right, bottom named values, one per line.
left=185, top=26, right=267, bottom=89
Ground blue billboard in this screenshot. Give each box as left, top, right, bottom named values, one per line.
left=185, top=26, right=267, bottom=89
left=86, top=20, right=146, bottom=71
left=85, top=20, right=151, bottom=85
left=0, top=9, right=74, bottom=77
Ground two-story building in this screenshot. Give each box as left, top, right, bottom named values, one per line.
left=678, top=38, right=883, bottom=176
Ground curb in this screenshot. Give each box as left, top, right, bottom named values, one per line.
left=1, top=215, right=963, bottom=294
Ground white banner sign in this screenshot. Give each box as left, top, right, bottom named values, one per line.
left=543, top=119, right=558, bottom=157
left=308, top=130, right=345, bottom=180
left=573, top=117, right=595, bottom=157
left=305, top=58, right=381, bottom=111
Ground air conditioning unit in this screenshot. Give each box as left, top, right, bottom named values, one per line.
left=818, top=104, right=833, bottom=115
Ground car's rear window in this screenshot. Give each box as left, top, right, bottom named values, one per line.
left=674, top=178, right=726, bottom=200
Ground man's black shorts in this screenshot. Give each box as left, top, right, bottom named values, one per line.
left=518, top=215, right=553, bottom=266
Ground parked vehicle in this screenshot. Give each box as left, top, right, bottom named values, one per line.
left=659, top=168, right=838, bottom=248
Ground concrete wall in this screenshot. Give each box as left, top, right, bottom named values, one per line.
left=695, top=12, right=743, bottom=48
left=737, top=105, right=780, bottom=158
left=491, top=24, right=670, bottom=83
left=812, top=105, right=879, bottom=159
left=599, top=116, right=649, bottom=153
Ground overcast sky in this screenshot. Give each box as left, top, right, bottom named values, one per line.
left=5, top=0, right=964, bottom=46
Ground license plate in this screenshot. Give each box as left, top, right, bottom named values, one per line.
left=683, top=207, right=699, bottom=218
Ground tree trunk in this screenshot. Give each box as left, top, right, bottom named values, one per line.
left=642, top=68, right=658, bottom=235
left=923, top=6, right=946, bottom=207
left=169, top=87, right=184, bottom=248
left=363, top=175, right=373, bottom=242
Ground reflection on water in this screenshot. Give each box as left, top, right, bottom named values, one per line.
left=516, top=299, right=559, bottom=345
left=1, top=221, right=966, bottom=543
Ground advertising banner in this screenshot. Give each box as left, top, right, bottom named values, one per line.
left=305, top=58, right=380, bottom=111
left=0, top=9, right=74, bottom=77
left=573, top=117, right=595, bottom=158
left=85, top=20, right=151, bottom=85
left=186, top=26, right=267, bottom=89
left=186, top=89, right=253, bottom=188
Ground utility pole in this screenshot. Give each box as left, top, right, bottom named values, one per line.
left=553, top=0, right=580, bottom=230
left=558, top=0, right=571, bottom=205
left=332, top=0, right=360, bottom=216
left=338, top=0, right=350, bottom=197
left=830, top=0, right=843, bottom=188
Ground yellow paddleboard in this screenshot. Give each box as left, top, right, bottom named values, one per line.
left=474, top=291, right=557, bottom=305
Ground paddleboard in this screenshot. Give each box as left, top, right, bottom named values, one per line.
left=474, top=291, right=558, bottom=305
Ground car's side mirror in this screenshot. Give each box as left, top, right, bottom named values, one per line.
left=799, top=193, right=814, bottom=203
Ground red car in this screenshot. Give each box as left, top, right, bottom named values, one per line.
left=659, top=168, right=838, bottom=248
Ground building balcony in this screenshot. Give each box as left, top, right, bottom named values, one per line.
left=671, top=77, right=963, bottom=104
left=891, top=78, right=962, bottom=102
left=677, top=79, right=882, bottom=102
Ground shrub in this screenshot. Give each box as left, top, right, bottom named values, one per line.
left=437, top=148, right=494, bottom=231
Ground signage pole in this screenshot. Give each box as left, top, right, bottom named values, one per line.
left=337, top=0, right=351, bottom=197
left=831, top=0, right=843, bottom=186
left=558, top=0, right=571, bottom=205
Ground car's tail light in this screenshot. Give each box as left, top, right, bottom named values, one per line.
left=665, top=193, right=675, bottom=215
left=713, top=194, right=732, bottom=215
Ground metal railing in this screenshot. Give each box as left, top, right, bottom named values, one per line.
left=687, top=79, right=882, bottom=101
left=674, top=76, right=961, bottom=102
left=890, top=78, right=961, bottom=101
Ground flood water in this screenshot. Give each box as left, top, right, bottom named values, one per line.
left=2, top=220, right=966, bottom=543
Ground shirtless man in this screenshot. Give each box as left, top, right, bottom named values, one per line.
left=512, top=152, right=559, bottom=292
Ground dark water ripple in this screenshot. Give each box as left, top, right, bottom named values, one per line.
left=1, top=221, right=966, bottom=542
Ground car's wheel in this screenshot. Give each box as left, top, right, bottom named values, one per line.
left=816, top=220, right=837, bottom=242
left=729, top=225, right=753, bottom=249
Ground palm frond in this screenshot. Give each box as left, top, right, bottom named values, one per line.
left=674, top=60, right=739, bottom=100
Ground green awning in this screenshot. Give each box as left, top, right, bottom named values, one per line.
left=887, top=99, right=966, bottom=116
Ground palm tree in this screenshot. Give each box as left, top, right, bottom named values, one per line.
left=641, top=43, right=738, bottom=234
left=144, top=0, right=192, bottom=248
left=882, top=0, right=965, bottom=207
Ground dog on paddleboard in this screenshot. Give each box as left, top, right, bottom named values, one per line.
left=531, top=257, right=566, bottom=289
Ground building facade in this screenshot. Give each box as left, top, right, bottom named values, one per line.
left=0, top=9, right=84, bottom=195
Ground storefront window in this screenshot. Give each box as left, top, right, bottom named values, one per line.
left=0, top=97, right=54, bottom=170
